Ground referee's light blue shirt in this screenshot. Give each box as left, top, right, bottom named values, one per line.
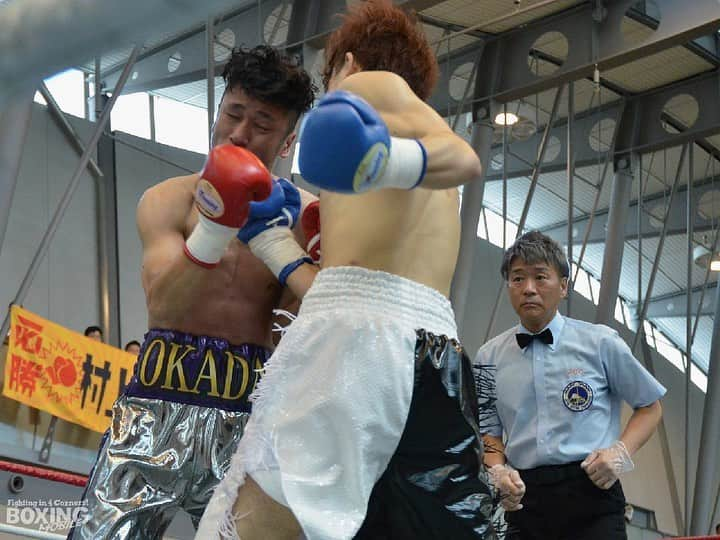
left=473, top=312, right=666, bottom=470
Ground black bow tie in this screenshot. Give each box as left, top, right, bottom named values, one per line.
left=516, top=328, right=553, bottom=349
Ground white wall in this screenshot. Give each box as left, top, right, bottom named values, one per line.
left=460, top=237, right=719, bottom=536
left=114, top=132, right=204, bottom=347
left=0, top=103, right=100, bottom=334
left=0, top=105, right=204, bottom=476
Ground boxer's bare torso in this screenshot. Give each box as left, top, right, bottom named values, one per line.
left=139, top=174, right=283, bottom=348
left=321, top=72, right=463, bottom=297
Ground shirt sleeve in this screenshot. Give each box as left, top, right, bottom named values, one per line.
left=602, top=329, right=667, bottom=408
left=473, top=347, right=503, bottom=437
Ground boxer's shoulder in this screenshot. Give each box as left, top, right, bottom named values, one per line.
left=140, top=174, right=197, bottom=205
left=137, top=174, right=198, bottom=238
left=336, top=71, right=414, bottom=111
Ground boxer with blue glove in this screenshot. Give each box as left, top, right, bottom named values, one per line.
left=197, top=4, right=491, bottom=540
left=299, top=91, right=427, bottom=193
left=237, top=178, right=313, bottom=285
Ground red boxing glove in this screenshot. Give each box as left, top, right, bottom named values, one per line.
left=185, top=145, right=272, bottom=268
left=301, top=201, right=321, bottom=263
left=195, top=144, right=272, bottom=228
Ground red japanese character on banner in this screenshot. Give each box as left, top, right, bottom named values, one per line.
left=8, top=354, right=43, bottom=397
left=14, top=315, right=44, bottom=355
left=45, top=356, right=78, bottom=387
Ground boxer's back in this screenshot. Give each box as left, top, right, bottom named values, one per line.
left=320, top=72, right=462, bottom=296
left=140, top=175, right=282, bottom=347
left=321, top=188, right=460, bottom=297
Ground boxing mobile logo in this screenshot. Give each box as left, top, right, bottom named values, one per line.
left=5, top=500, right=90, bottom=532
left=353, top=142, right=389, bottom=192
left=196, top=179, right=225, bottom=218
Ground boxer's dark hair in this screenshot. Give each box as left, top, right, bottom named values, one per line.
left=322, top=0, right=438, bottom=101
left=222, top=45, right=315, bottom=124
left=501, top=231, right=570, bottom=281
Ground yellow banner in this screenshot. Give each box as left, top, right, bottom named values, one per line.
left=2, top=306, right=137, bottom=433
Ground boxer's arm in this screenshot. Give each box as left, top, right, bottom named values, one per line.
left=285, top=189, right=320, bottom=299
left=284, top=263, right=319, bottom=300
left=138, top=178, right=209, bottom=321
left=337, top=72, right=482, bottom=190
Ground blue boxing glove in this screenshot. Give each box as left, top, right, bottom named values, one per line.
left=237, top=178, right=312, bottom=285
left=298, top=91, right=427, bottom=193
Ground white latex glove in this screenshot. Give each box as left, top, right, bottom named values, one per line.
left=488, top=464, right=526, bottom=511
left=581, top=440, right=634, bottom=490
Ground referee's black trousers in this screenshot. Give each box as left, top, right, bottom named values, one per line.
left=504, top=461, right=627, bottom=540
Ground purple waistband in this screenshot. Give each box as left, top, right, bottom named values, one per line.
left=124, top=329, right=271, bottom=412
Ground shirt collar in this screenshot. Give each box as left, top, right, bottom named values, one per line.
left=518, top=311, right=565, bottom=351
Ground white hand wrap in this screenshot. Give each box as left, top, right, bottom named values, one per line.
left=375, top=137, right=427, bottom=190
left=184, top=214, right=238, bottom=267
left=248, top=227, right=309, bottom=282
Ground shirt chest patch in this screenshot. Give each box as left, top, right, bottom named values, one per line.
left=562, top=380, right=593, bottom=412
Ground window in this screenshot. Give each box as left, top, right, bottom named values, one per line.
left=154, top=96, right=208, bottom=154
left=34, top=69, right=86, bottom=118
left=111, top=93, right=151, bottom=139
left=615, top=299, right=625, bottom=324
left=571, top=266, right=593, bottom=301
left=628, top=504, right=657, bottom=530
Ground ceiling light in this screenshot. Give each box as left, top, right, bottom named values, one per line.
left=494, top=112, right=519, bottom=126
left=693, top=244, right=720, bottom=271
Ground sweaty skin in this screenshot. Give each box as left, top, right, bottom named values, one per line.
left=138, top=87, right=313, bottom=349
left=139, top=174, right=283, bottom=348
left=321, top=70, right=480, bottom=296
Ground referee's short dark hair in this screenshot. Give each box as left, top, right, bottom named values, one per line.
left=500, top=231, right=570, bottom=281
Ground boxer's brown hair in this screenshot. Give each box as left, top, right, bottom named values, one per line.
left=322, top=0, right=438, bottom=101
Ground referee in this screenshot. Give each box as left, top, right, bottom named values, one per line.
left=474, top=231, right=665, bottom=540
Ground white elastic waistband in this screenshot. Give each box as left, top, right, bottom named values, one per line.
left=300, top=266, right=458, bottom=339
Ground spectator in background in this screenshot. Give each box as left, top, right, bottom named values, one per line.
left=83, top=326, right=103, bottom=342
left=124, top=341, right=141, bottom=356
left=715, top=522, right=719, bottom=535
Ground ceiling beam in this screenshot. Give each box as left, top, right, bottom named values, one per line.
left=484, top=70, right=720, bottom=181
left=539, top=175, right=720, bottom=245
left=102, top=0, right=456, bottom=96
left=635, top=282, right=717, bottom=318
left=0, top=0, right=260, bottom=107
left=102, top=0, right=305, bottom=94
left=468, top=0, right=720, bottom=106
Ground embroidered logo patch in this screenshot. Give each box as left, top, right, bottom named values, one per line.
left=562, top=380, right=593, bottom=412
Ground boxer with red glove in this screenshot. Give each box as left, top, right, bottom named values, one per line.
left=184, top=144, right=273, bottom=268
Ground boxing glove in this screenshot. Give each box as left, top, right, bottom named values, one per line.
left=301, top=201, right=321, bottom=263
left=298, top=91, right=427, bottom=193
left=184, top=144, right=272, bottom=268
left=237, top=178, right=312, bottom=285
